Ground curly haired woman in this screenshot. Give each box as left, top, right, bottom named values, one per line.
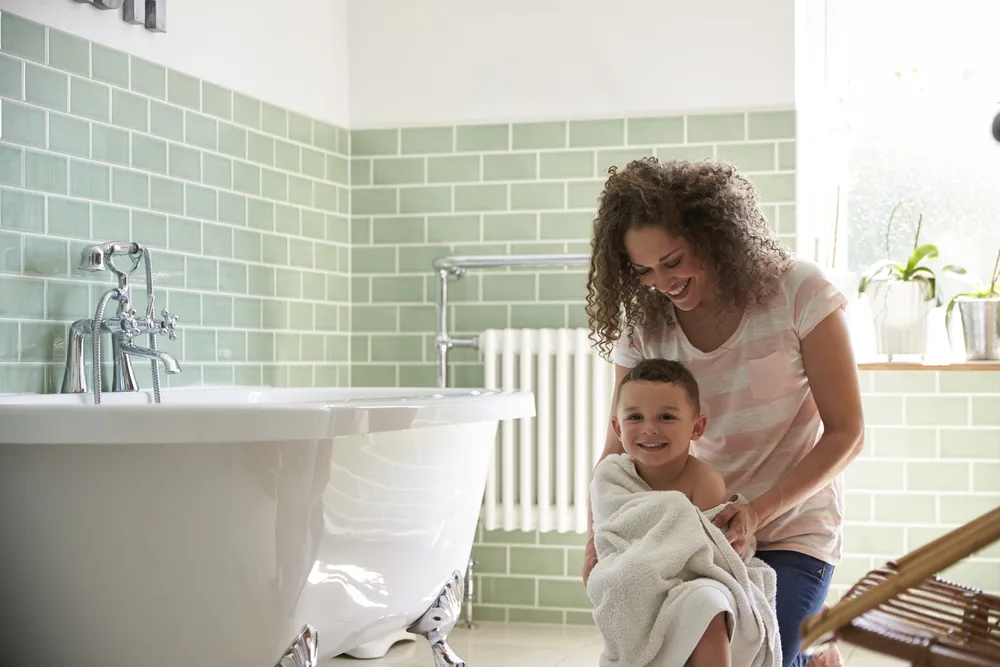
left=583, top=158, right=864, bottom=667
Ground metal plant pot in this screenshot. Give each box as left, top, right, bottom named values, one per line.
left=957, top=297, right=1000, bottom=361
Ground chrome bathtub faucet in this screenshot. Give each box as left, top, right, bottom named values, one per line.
left=60, top=241, right=182, bottom=404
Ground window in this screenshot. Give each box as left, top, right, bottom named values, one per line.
left=824, top=0, right=1000, bottom=289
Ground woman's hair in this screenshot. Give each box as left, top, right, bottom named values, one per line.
left=586, top=157, right=791, bottom=359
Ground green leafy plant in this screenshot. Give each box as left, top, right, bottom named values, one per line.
left=945, top=247, right=1000, bottom=324
left=856, top=201, right=965, bottom=304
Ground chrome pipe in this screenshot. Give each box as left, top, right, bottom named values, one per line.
left=434, top=268, right=454, bottom=389
left=433, top=253, right=590, bottom=272
left=432, top=253, right=591, bottom=389
left=462, top=558, right=476, bottom=629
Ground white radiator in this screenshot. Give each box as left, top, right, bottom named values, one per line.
left=480, top=328, right=615, bottom=534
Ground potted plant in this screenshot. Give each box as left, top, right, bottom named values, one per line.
left=857, top=201, right=965, bottom=359
left=945, top=248, right=1000, bottom=361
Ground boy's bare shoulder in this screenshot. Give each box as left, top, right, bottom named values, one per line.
left=688, top=457, right=727, bottom=511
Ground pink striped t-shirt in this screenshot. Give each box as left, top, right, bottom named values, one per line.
left=613, top=257, right=849, bottom=565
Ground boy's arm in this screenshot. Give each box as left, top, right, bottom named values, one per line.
left=691, top=462, right=727, bottom=511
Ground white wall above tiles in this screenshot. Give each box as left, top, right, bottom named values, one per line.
left=0, top=0, right=350, bottom=125
left=346, top=0, right=797, bottom=128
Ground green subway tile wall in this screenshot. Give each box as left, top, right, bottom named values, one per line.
left=0, top=11, right=351, bottom=392
left=832, top=371, right=1000, bottom=601
left=348, top=111, right=797, bottom=388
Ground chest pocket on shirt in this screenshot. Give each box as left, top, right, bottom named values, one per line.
left=746, top=350, right=792, bottom=401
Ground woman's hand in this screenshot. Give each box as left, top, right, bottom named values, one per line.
left=711, top=501, right=760, bottom=559
left=582, top=535, right=598, bottom=583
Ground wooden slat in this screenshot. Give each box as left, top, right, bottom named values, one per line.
left=801, top=506, right=1000, bottom=666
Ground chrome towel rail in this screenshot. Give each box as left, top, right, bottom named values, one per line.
left=432, top=253, right=591, bottom=388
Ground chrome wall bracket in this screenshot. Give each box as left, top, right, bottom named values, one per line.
left=77, top=0, right=167, bottom=33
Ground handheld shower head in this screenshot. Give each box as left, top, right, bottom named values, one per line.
left=78, top=242, right=140, bottom=273
left=79, top=245, right=109, bottom=273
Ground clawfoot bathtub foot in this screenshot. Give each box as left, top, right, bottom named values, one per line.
left=426, top=641, right=466, bottom=667
left=407, top=570, right=466, bottom=667
left=276, top=625, right=319, bottom=667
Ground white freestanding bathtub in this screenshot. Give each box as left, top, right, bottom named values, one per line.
left=0, top=386, right=535, bottom=667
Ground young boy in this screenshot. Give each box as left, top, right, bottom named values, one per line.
left=609, top=357, right=734, bottom=667
left=612, top=358, right=726, bottom=511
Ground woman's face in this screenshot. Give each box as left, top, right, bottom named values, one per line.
left=623, top=226, right=710, bottom=311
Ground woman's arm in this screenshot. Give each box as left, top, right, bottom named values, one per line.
left=750, top=306, right=865, bottom=528
left=582, top=363, right=630, bottom=581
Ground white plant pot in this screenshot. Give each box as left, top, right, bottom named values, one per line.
left=866, top=279, right=934, bottom=358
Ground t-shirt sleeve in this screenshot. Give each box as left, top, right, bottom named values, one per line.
left=789, top=260, right=848, bottom=339
left=611, top=329, right=645, bottom=368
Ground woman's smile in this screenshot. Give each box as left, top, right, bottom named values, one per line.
left=664, top=278, right=691, bottom=299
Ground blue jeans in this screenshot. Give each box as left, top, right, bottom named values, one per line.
left=756, top=550, right=835, bottom=667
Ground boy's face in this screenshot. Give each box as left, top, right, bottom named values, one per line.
left=612, top=380, right=706, bottom=469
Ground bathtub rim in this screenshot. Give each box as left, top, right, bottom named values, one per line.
left=0, top=386, right=536, bottom=445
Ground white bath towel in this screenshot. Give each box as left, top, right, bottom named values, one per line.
left=587, top=454, right=782, bottom=667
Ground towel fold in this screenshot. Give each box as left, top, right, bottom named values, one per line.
left=586, top=454, right=782, bottom=667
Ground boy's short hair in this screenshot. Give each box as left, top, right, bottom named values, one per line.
left=617, top=358, right=701, bottom=413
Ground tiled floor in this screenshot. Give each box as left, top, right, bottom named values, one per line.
left=326, top=622, right=908, bottom=666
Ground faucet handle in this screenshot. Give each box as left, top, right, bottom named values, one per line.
left=158, top=310, right=179, bottom=340
left=119, top=307, right=142, bottom=340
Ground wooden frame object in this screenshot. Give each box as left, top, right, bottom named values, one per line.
left=800, top=507, right=1000, bottom=665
